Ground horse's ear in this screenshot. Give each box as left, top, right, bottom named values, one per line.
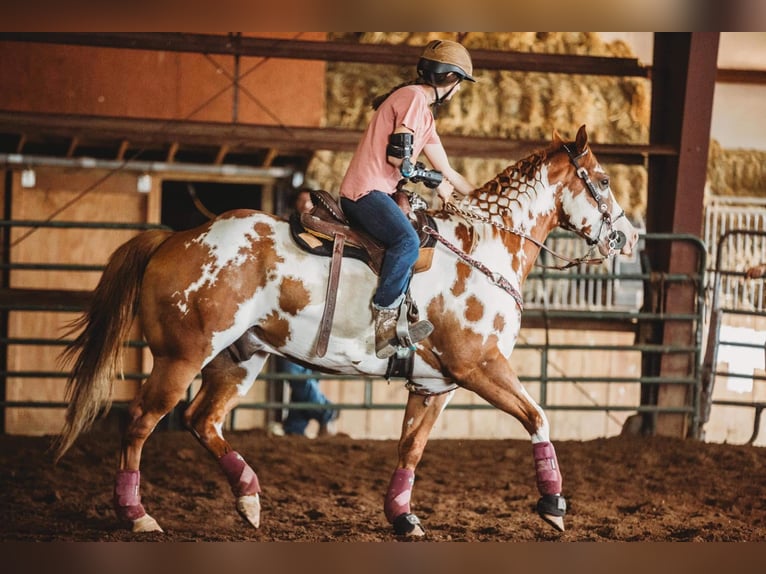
left=552, top=129, right=564, bottom=146
left=575, top=125, right=588, bottom=152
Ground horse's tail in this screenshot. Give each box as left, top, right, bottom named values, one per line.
left=53, top=228, right=172, bottom=462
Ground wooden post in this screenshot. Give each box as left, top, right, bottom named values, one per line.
left=645, top=33, right=719, bottom=437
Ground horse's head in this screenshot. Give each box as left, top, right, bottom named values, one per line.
left=552, top=125, right=639, bottom=257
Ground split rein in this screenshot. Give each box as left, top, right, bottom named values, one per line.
left=422, top=220, right=525, bottom=311
left=440, top=201, right=612, bottom=270
left=420, top=197, right=619, bottom=311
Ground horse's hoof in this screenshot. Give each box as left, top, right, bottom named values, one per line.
left=236, top=494, right=261, bottom=528
left=536, top=494, right=566, bottom=532
left=541, top=514, right=565, bottom=532
left=392, top=513, right=425, bottom=537
left=132, top=513, right=163, bottom=533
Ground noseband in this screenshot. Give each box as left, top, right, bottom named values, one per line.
left=562, top=144, right=627, bottom=253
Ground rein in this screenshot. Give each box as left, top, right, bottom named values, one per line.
left=434, top=143, right=629, bottom=273
left=417, top=142, right=630, bottom=306
left=422, top=223, right=524, bottom=311
left=442, top=202, right=607, bottom=271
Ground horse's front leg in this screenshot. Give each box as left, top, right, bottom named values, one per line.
left=457, top=354, right=567, bottom=532
left=385, top=388, right=454, bottom=537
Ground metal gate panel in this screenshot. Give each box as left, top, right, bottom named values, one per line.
left=1, top=223, right=706, bottom=440
left=701, top=228, right=766, bottom=446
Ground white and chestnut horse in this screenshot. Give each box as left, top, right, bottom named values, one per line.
left=55, top=125, right=638, bottom=536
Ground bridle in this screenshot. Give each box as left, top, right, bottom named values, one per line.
left=561, top=144, right=627, bottom=254
left=420, top=142, right=632, bottom=307
left=435, top=143, right=629, bottom=270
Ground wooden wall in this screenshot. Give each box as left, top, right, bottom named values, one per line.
left=5, top=168, right=158, bottom=434
left=0, top=32, right=326, bottom=125
left=1, top=33, right=327, bottom=434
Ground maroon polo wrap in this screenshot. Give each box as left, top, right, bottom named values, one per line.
left=384, top=468, right=415, bottom=523
left=219, top=450, right=261, bottom=497
left=113, top=469, right=146, bottom=522
left=533, top=441, right=562, bottom=495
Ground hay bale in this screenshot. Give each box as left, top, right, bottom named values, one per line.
left=707, top=139, right=766, bottom=198
left=307, top=32, right=762, bottom=223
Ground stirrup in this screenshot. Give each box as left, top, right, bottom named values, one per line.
left=377, top=319, right=433, bottom=359
left=394, top=296, right=433, bottom=347
left=376, top=294, right=432, bottom=359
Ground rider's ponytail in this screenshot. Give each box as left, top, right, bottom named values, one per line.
left=371, top=79, right=422, bottom=110
left=371, top=71, right=461, bottom=111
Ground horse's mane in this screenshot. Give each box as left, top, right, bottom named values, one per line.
left=473, top=140, right=563, bottom=207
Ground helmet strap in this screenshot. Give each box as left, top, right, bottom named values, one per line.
left=431, top=81, right=460, bottom=117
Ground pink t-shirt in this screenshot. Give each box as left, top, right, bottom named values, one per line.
left=340, top=85, right=441, bottom=201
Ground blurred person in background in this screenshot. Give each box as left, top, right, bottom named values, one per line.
left=273, top=188, right=338, bottom=437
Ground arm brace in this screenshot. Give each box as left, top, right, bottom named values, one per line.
left=386, top=132, right=413, bottom=159
left=387, top=132, right=417, bottom=177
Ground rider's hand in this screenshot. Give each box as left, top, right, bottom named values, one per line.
left=746, top=264, right=766, bottom=279
left=436, top=180, right=455, bottom=205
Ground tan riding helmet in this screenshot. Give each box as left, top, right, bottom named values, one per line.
left=417, top=40, right=476, bottom=82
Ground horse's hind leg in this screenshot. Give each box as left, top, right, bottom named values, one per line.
left=115, top=357, right=200, bottom=532
left=184, top=349, right=268, bottom=529
left=385, top=388, right=455, bottom=537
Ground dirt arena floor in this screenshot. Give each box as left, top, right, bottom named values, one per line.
left=2, top=427, right=765, bottom=542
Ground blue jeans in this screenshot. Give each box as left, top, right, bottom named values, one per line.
left=277, top=358, right=335, bottom=436
left=341, top=191, right=419, bottom=308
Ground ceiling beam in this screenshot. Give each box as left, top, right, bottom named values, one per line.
left=0, top=33, right=649, bottom=78
left=0, top=110, right=675, bottom=164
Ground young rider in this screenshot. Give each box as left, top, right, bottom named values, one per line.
left=339, top=39, right=477, bottom=359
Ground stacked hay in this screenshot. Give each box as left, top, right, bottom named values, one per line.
left=706, top=139, right=766, bottom=198
left=308, top=32, right=650, bottom=222
left=306, top=32, right=764, bottom=225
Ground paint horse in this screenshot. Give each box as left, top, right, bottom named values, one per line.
left=55, top=125, right=638, bottom=537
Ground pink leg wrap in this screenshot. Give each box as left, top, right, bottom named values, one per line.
left=384, top=468, right=415, bottom=523
left=219, top=451, right=261, bottom=497
left=533, top=441, right=562, bottom=495
left=113, top=469, right=146, bottom=522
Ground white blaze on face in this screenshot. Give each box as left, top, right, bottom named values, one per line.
left=559, top=177, right=601, bottom=239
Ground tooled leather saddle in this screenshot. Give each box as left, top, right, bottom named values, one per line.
left=289, top=189, right=437, bottom=358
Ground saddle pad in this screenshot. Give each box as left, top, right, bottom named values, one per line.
left=288, top=213, right=371, bottom=265
left=287, top=211, right=438, bottom=269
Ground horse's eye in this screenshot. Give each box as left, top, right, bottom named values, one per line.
left=599, top=177, right=610, bottom=190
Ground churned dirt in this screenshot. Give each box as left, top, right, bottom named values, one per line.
left=2, top=428, right=765, bottom=542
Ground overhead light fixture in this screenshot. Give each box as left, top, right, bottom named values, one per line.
left=21, top=168, right=36, bottom=188
left=137, top=174, right=152, bottom=193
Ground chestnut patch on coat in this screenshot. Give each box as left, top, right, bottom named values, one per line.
left=279, top=277, right=311, bottom=315
left=454, top=223, right=475, bottom=253
left=451, top=261, right=472, bottom=297
left=254, top=310, right=291, bottom=348
left=426, top=295, right=501, bottom=380
left=464, top=295, right=484, bottom=322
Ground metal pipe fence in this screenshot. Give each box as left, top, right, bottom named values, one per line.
left=701, top=228, right=766, bottom=444
left=0, top=220, right=706, bottom=435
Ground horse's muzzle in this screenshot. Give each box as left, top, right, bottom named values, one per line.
left=607, top=230, right=627, bottom=252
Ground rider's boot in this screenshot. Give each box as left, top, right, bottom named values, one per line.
left=373, top=305, right=433, bottom=359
